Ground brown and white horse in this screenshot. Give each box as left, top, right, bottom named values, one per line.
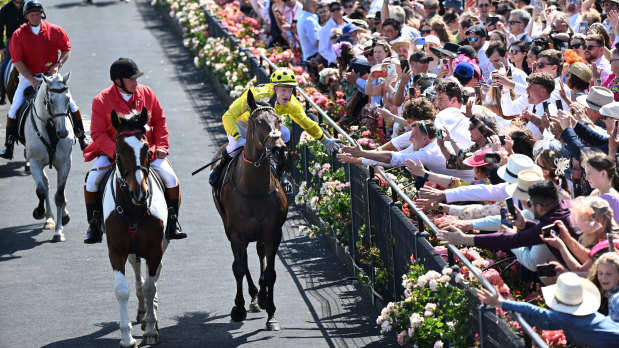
left=103, top=108, right=168, bottom=347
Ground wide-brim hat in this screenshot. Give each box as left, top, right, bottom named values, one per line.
left=576, top=86, right=614, bottom=112
left=505, top=170, right=544, bottom=200
left=600, top=101, right=619, bottom=119
left=429, top=42, right=460, bottom=59
left=462, top=148, right=493, bottom=167
left=541, top=272, right=601, bottom=316
left=497, top=154, right=542, bottom=184
left=391, top=40, right=409, bottom=53
left=568, top=62, right=592, bottom=83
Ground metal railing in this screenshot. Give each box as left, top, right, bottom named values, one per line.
left=166, top=3, right=549, bottom=347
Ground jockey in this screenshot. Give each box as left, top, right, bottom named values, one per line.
left=0, top=0, right=90, bottom=160
left=82, top=58, right=187, bottom=244
left=209, top=67, right=343, bottom=193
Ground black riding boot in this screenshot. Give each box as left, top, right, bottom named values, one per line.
left=209, top=151, right=233, bottom=187
left=0, top=116, right=17, bottom=160
left=165, top=186, right=186, bottom=240
left=84, top=188, right=103, bottom=244
left=276, top=162, right=293, bottom=195
left=71, top=110, right=91, bottom=151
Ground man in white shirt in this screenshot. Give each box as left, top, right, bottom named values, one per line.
left=318, top=1, right=347, bottom=66
left=433, top=81, right=474, bottom=149
left=585, top=33, right=612, bottom=82
left=566, top=0, right=583, bottom=31
left=297, top=0, right=320, bottom=63
left=465, top=24, right=492, bottom=81
left=282, top=0, right=303, bottom=48
left=485, top=41, right=528, bottom=97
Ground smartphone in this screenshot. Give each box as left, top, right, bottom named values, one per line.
left=537, top=263, right=557, bottom=277
left=409, top=87, right=416, bottom=98
left=417, top=37, right=426, bottom=46
left=579, top=21, right=588, bottom=34
left=371, top=68, right=388, bottom=78
left=487, top=16, right=500, bottom=26
left=555, top=99, right=563, bottom=111
left=615, top=120, right=618, bottom=130
left=500, top=208, right=512, bottom=227
left=543, top=101, right=550, bottom=115
left=400, top=59, right=410, bottom=72
left=437, top=129, right=444, bottom=139
left=499, top=135, right=506, bottom=145
left=506, top=198, right=516, bottom=217
left=541, top=223, right=558, bottom=238
left=475, top=85, right=482, bottom=104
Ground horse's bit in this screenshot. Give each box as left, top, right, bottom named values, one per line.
left=30, top=83, right=71, bottom=168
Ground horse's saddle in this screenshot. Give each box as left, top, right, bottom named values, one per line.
left=16, top=86, right=38, bottom=145
left=213, top=153, right=241, bottom=212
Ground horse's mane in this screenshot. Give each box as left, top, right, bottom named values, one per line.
left=117, top=111, right=149, bottom=134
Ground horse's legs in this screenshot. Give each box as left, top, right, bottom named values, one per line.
left=142, top=253, right=163, bottom=345
left=245, top=248, right=261, bottom=313
left=51, top=160, right=70, bottom=242
left=111, top=256, right=137, bottom=348
left=265, top=239, right=281, bottom=331
left=256, top=242, right=268, bottom=310
left=128, top=254, right=145, bottom=324
left=28, top=161, right=55, bottom=231
left=230, top=241, right=248, bottom=322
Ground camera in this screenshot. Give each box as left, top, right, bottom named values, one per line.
left=536, top=263, right=557, bottom=277
left=541, top=223, right=558, bottom=238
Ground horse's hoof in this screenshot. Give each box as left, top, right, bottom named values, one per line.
left=62, top=214, right=70, bottom=225
left=249, top=301, right=262, bottom=313
left=266, top=317, right=281, bottom=331
left=51, top=234, right=66, bottom=243
left=33, top=207, right=45, bottom=220
left=230, top=306, right=247, bottom=322
left=142, top=334, right=159, bottom=345
left=44, top=218, right=55, bottom=230
left=119, top=339, right=137, bottom=348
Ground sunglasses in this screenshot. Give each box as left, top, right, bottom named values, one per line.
left=420, top=29, right=432, bottom=34
left=570, top=42, right=584, bottom=49
left=468, top=36, right=480, bottom=42
left=330, top=35, right=339, bottom=40
left=526, top=200, right=536, bottom=208
left=585, top=44, right=601, bottom=50
left=344, top=4, right=354, bottom=8
left=507, top=20, right=522, bottom=25
left=610, top=58, right=619, bottom=62
left=478, top=3, right=490, bottom=7
left=567, top=0, right=580, bottom=3
left=330, top=7, right=341, bottom=12
left=536, top=62, right=551, bottom=68
left=509, top=49, right=522, bottom=55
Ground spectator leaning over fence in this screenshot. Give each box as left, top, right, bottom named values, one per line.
left=589, top=252, right=619, bottom=320
left=372, top=97, right=435, bottom=152
left=209, top=67, right=343, bottom=194
left=318, top=0, right=347, bottom=67
left=433, top=80, right=474, bottom=149
left=478, top=272, right=619, bottom=347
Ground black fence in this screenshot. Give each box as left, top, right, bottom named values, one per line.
left=157, top=2, right=548, bottom=347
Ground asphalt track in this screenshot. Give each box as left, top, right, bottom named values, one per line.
left=0, top=0, right=394, bottom=347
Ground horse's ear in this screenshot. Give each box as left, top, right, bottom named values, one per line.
left=138, top=107, right=148, bottom=127
left=111, top=110, right=121, bottom=130
left=247, top=89, right=257, bottom=113
left=62, top=71, right=70, bottom=83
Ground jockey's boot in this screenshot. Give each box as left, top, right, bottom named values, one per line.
left=209, top=150, right=233, bottom=187
left=165, top=186, right=187, bottom=240
left=71, top=109, right=91, bottom=151
left=0, top=116, right=16, bottom=160
left=276, top=162, right=293, bottom=195
left=83, top=187, right=103, bottom=244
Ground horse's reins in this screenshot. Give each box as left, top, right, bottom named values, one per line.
left=29, top=83, right=71, bottom=168
left=243, top=106, right=278, bottom=168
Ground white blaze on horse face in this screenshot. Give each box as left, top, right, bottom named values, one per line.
left=124, top=136, right=146, bottom=189
left=269, top=129, right=281, bottom=138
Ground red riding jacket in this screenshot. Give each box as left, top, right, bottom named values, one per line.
left=83, top=84, right=169, bottom=162
left=10, top=21, right=70, bottom=74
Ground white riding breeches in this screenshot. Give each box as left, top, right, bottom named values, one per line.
left=8, top=74, right=78, bottom=119
left=85, top=155, right=179, bottom=192
left=225, top=120, right=290, bottom=155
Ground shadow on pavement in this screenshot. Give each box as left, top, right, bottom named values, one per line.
left=0, top=160, right=30, bottom=178
left=0, top=223, right=49, bottom=261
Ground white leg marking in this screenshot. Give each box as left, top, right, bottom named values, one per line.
left=114, top=270, right=136, bottom=348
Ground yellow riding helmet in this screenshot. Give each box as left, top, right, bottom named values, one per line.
left=270, top=68, right=298, bottom=87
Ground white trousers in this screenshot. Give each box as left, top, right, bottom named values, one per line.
left=226, top=120, right=290, bottom=155
left=9, top=74, right=78, bottom=119
left=85, top=155, right=179, bottom=192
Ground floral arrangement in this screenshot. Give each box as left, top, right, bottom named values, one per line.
left=377, top=263, right=472, bottom=347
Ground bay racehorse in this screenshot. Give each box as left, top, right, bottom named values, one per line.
left=23, top=72, right=73, bottom=242
left=212, top=89, right=288, bottom=331
left=3, top=59, right=19, bottom=103
left=103, top=108, right=168, bottom=347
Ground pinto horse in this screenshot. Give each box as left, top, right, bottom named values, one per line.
left=213, top=90, right=288, bottom=331
left=103, top=108, right=168, bottom=347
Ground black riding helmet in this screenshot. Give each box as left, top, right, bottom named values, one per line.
left=110, top=58, right=144, bottom=94
left=23, top=0, right=46, bottom=19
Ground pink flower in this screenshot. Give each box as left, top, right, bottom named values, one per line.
left=408, top=327, right=415, bottom=337
left=433, top=341, right=444, bottom=348
left=424, top=310, right=433, bottom=317
left=429, top=279, right=437, bottom=291
left=397, top=331, right=407, bottom=345
left=361, top=130, right=372, bottom=137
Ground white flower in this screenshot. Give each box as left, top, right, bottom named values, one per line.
left=380, top=320, right=391, bottom=333
left=433, top=340, right=444, bottom=348
left=429, top=279, right=437, bottom=291
left=442, top=267, right=453, bottom=275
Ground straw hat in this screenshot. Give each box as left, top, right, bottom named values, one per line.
left=600, top=102, right=619, bottom=119
left=568, top=62, right=592, bottom=83
left=391, top=40, right=409, bottom=54
left=497, top=154, right=542, bottom=184
left=541, top=272, right=601, bottom=316
left=505, top=170, right=544, bottom=200
left=576, top=86, right=614, bottom=111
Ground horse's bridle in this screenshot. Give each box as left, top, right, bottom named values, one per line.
left=115, top=130, right=151, bottom=195
left=244, top=106, right=281, bottom=168
left=35, top=84, right=71, bottom=128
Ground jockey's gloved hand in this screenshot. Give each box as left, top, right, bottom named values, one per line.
left=322, top=137, right=343, bottom=154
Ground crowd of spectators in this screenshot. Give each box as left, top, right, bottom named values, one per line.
left=240, top=0, right=619, bottom=342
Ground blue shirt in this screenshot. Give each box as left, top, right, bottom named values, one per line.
left=501, top=300, right=619, bottom=348
left=608, top=286, right=619, bottom=322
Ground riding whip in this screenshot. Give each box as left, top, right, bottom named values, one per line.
left=191, top=146, right=243, bottom=176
